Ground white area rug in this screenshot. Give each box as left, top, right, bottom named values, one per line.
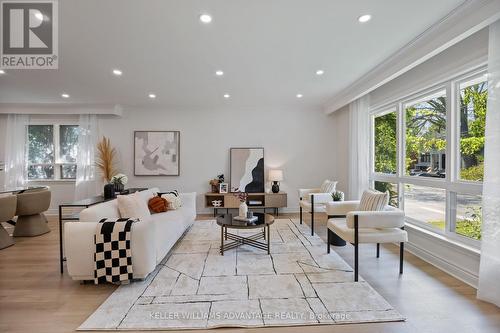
left=79, top=218, right=404, bottom=330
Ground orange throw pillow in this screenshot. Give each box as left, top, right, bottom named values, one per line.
left=148, top=196, right=168, bottom=213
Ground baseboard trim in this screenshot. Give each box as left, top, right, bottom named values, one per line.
left=406, top=241, right=479, bottom=289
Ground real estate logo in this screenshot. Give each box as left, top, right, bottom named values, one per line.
left=0, top=0, right=58, bottom=69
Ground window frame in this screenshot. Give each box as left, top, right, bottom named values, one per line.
left=369, top=66, right=486, bottom=248
left=27, top=122, right=78, bottom=181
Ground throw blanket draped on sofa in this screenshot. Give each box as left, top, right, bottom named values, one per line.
left=94, top=218, right=136, bottom=284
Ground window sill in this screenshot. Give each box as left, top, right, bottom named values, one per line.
left=405, top=221, right=480, bottom=256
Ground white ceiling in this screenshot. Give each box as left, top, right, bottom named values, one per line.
left=0, top=0, right=466, bottom=109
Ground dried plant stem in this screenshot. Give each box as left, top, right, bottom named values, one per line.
left=95, top=136, right=118, bottom=182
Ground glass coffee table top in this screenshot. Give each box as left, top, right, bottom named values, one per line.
left=216, top=213, right=274, bottom=255
left=216, top=213, right=274, bottom=229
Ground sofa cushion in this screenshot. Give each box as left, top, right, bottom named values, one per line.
left=117, top=192, right=151, bottom=221
left=150, top=210, right=186, bottom=261
left=148, top=196, right=168, bottom=213
left=359, top=190, right=388, bottom=211
left=161, top=192, right=182, bottom=210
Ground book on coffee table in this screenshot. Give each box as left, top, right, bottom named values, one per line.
left=233, top=216, right=258, bottom=223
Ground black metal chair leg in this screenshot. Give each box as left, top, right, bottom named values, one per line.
left=376, top=243, right=380, bottom=258
left=310, top=194, right=314, bottom=236
left=327, top=229, right=331, bottom=253
left=299, top=197, right=303, bottom=224
left=354, top=215, right=359, bottom=282
left=400, top=242, right=404, bottom=274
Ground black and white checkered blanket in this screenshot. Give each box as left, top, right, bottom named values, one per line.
left=94, top=218, right=136, bottom=284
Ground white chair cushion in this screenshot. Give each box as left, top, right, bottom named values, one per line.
left=328, top=218, right=408, bottom=244
left=359, top=190, right=388, bottom=211
left=299, top=200, right=327, bottom=213
left=117, top=192, right=152, bottom=221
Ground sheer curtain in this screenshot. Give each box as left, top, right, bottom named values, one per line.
left=477, top=20, right=500, bottom=307
left=4, top=114, right=29, bottom=189
left=348, top=95, right=370, bottom=200
left=74, top=114, right=99, bottom=200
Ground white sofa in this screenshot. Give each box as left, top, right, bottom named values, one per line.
left=64, top=188, right=196, bottom=281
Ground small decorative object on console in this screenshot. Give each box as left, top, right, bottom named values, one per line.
left=103, top=183, right=116, bottom=199
left=269, top=169, right=283, bottom=193
left=219, top=182, right=228, bottom=193
left=209, top=174, right=225, bottom=193
left=212, top=200, right=222, bottom=207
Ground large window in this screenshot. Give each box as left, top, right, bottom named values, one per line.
left=405, top=91, right=447, bottom=178
left=459, top=77, right=487, bottom=182
left=370, top=69, right=487, bottom=246
left=374, top=111, right=397, bottom=174
left=28, top=124, right=79, bottom=180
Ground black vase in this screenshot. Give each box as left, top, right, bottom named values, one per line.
left=271, top=181, right=280, bottom=193
left=114, top=183, right=125, bottom=193
left=104, top=183, right=116, bottom=199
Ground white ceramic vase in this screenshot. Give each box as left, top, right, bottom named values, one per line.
left=239, top=202, right=248, bottom=217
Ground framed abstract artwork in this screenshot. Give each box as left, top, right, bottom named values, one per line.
left=230, top=147, right=264, bottom=193
left=134, top=131, right=180, bottom=176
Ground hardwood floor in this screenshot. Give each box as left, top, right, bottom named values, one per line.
left=0, top=214, right=499, bottom=333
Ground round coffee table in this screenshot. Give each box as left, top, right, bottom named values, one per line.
left=216, top=213, right=274, bottom=255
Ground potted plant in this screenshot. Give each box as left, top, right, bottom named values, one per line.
left=331, top=191, right=345, bottom=202
left=209, top=174, right=225, bottom=193
left=110, top=173, right=128, bottom=193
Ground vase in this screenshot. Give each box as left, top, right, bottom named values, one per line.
left=114, top=182, right=124, bottom=193
left=239, top=202, right=248, bottom=217
left=211, top=184, right=219, bottom=193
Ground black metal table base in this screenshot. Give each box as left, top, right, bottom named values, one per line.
left=220, top=226, right=270, bottom=255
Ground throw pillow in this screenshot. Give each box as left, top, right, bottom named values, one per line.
left=148, top=196, right=168, bottom=213
left=161, top=192, right=182, bottom=210
left=320, top=180, right=337, bottom=193
left=359, top=190, right=389, bottom=211
left=117, top=192, right=152, bottom=221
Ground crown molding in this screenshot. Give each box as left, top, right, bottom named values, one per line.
left=323, top=0, right=500, bottom=114
left=0, top=103, right=123, bottom=116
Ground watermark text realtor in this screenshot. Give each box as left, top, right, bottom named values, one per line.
left=1, top=0, right=58, bottom=69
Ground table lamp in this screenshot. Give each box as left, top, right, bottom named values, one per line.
left=269, top=169, right=283, bottom=193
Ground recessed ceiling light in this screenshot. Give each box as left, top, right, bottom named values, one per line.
left=148, top=93, right=156, bottom=99
left=296, top=94, right=303, bottom=98
left=112, top=69, right=122, bottom=76
left=61, top=93, right=70, bottom=98
left=358, top=14, right=371, bottom=23
left=316, top=69, right=325, bottom=76
left=0, top=69, right=5, bottom=74
left=215, top=70, right=224, bottom=76
left=223, top=94, right=230, bottom=99
left=199, top=14, right=212, bottom=23
left=34, top=12, right=44, bottom=21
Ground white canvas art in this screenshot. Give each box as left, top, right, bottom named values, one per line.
left=134, top=131, right=180, bottom=176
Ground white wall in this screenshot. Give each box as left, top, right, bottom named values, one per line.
left=0, top=105, right=338, bottom=214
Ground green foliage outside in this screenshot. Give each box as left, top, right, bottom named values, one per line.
left=429, top=206, right=482, bottom=240
left=374, top=181, right=398, bottom=207
left=374, top=81, right=487, bottom=181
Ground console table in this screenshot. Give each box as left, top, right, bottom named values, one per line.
left=204, top=192, right=287, bottom=216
